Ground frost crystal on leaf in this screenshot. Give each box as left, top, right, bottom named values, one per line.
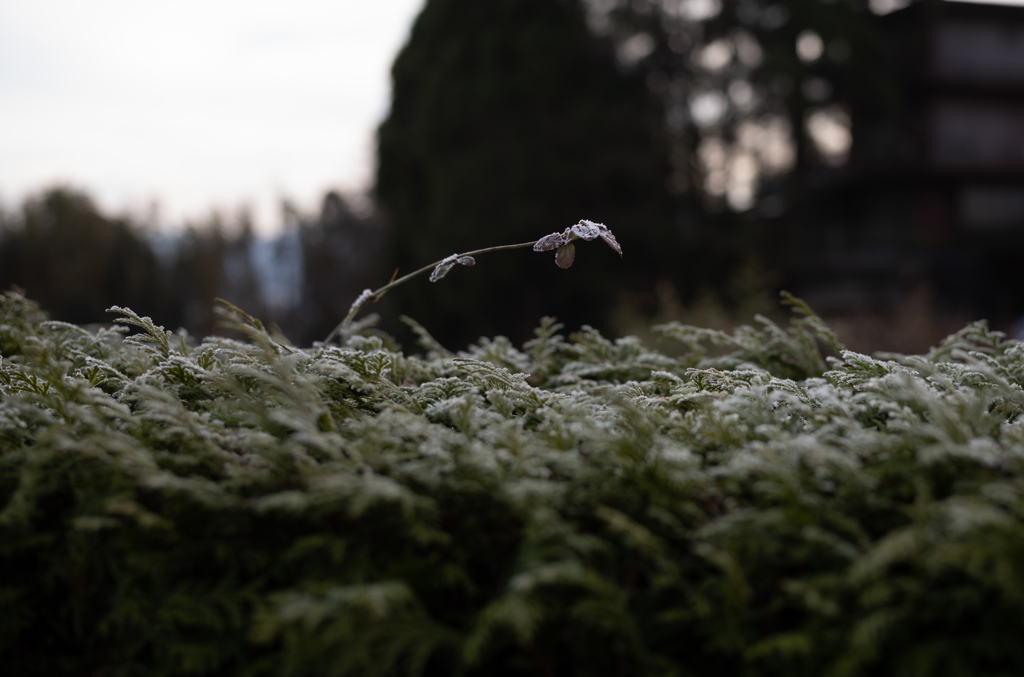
left=573, top=219, right=622, bottom=257
left=349, top=288, right=373, bottom=314
left=534, top=231, right=567, bottom=252
left=430, top=255, right=459, bottom=282
left=538, top=220, right=622, bottom=267
left=571, top=220, right=603, bottom=241
left=599, top=228, right=622, bottom=257
left=540, top=219, right=618, bottom=266
left=457, top=256, right=476, bottom=266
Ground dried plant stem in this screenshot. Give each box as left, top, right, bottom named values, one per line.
left=324, top=240, right=538, bottom=344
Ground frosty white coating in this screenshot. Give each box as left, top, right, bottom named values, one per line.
left=348, top=289, right=373, bottom=315
left=533, top=231, right=567, bottom=252
left=429, top=254, right=460, bottom=283
left=570, top=221, right=604, bottom=241
left=598, top=228, right=622, bottom=257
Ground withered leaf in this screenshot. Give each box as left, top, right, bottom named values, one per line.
left=555, top=242, right=576, bottom=269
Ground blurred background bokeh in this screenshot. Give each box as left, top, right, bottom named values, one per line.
left=2, top=0, right=1024, bottom=353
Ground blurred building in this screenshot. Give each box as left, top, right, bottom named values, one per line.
left=793, top=0, right=1024, bottom=326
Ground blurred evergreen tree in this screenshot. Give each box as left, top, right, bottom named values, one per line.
left=376, top=0, right=675, bottom=347
left=0, top=188, right=162, bottom=325
left=0, top=190, right=303, bottom=341
left=168, top=211, right=266, bottom=339
left=298, top=192, right=384, bottom=344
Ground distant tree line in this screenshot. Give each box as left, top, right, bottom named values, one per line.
left=0, top=189, right=166, bottom=328
left=0, top=187, right=382, bottom=346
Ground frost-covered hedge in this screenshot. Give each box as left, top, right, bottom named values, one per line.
left=3, top=289, right=1024, bottom=676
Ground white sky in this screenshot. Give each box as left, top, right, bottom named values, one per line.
left=2, top=0, right=1022, bottom=235
left=0, top=0, right=424, bottom=235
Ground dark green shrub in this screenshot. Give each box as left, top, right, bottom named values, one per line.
left=3, top=288, right=1024, bottom=676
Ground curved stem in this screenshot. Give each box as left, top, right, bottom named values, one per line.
left=323, top=240, right=538, bottom=345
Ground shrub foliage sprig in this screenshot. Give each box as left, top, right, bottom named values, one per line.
left=3, top=287, right=1024, bottom=676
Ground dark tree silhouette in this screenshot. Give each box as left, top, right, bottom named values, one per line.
left=0, top=188, right=162, bottom=325
left=376, top=0, right=675, bottom=347
left=298, top=192, right=385, bottom=344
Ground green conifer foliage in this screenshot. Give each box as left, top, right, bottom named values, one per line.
left=5, top=288, right=1024, bottom=675
left=376, top=0, right=673, bottom=348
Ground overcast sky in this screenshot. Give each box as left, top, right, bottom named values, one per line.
left=0, top=0, right=423, bottom=234
left=2, top=0, right=1022, bottom=235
